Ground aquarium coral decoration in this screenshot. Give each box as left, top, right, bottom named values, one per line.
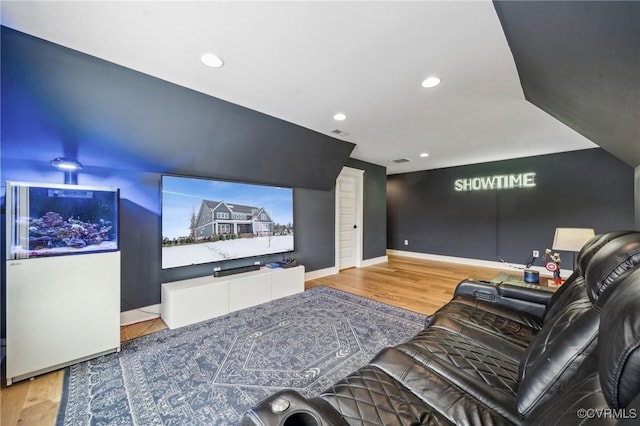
left=29, top=211, right=113, bottom=250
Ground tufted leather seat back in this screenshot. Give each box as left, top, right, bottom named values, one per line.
left=541, top=275, right=587, bottom=323
left=542, top=231, right=636, bottom=323
left=517, top=296, right=597, bottom=415
left=516, top=233, right=640, bottom=416
left=578, top=231, right=636, bottom=273
left=599, top=267, right=640, bottom=410
left=584, top=232, right=640, bottom=302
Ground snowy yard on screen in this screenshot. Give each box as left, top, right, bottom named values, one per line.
left=162, top=235, right=293, bottom=269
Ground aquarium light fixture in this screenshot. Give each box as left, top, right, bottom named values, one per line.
left=50, top=157, right=83, bottom=171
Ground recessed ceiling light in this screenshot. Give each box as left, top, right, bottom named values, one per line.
left=200, top=53, right=224, bottom=68
left=333, top=113, right=347, bottom=121
left=420, top=152, right=430, bottom=158
left=421, top=76, right=441, bottom=88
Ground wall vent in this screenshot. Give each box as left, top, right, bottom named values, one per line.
left=392, top=158, right=411, bottom=164
left=331, top=129, right=349, bottom=137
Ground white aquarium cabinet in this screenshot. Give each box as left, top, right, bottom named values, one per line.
left=162, top=265, right=305, bottom=329
left=6, top=252, right=121, bottom=385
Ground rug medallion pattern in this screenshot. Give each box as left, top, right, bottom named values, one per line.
left=57, top=286, right=425, bottom=425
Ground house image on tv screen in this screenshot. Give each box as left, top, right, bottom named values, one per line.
left=194, top=200, right=274, bottom=238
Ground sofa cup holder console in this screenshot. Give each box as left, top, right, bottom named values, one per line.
left=282, top=412, right=319, bottom=426
left=243, top=390, right=347, bottom=426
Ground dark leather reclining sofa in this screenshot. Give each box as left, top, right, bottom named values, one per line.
left=243, top=231, right=640, bottom=425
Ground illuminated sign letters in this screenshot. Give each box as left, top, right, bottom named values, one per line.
left=454, top=172, right=536, bottom=191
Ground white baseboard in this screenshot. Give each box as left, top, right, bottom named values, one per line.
left=387, top=249, right=572, bottom=278
left=120, top=304, right=161, bottom=326
left=305, top=256, right=389, bottom=282
left=360, top=255, right=388, bottom=267
left=305, top=266, right=339, bottom=281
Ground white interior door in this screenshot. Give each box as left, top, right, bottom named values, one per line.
left=336, top=167, right=364, bottom=270
left=338, top=174, right=357, bottom=269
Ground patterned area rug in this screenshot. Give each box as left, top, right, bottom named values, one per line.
left=56, top=286, right=426, bottom=425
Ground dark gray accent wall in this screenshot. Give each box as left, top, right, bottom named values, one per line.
left=121, top=196, right=161, bottom=310
left=346, top=159, right=388, bottom=260
left=0, top=26, right=357, bottom=314
left=388, top=149, right=636, bottom=266
left=493, top=1, right=640, bottom=167
left=290, top=188, right=337, bottom=270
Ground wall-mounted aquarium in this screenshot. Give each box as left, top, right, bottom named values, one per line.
left=6, top=181, right=120, bottom=260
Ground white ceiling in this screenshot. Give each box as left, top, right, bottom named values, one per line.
left=1, top=1, right=596, bottom=174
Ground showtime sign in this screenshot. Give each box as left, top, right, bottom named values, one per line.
left=454, top=172, right=536, bottom=191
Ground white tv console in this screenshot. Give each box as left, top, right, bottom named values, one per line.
left=161, top=265, right=305, bottom=329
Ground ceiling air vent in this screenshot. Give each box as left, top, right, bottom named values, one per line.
left=392, top=158, right=411, bottom=164
left=331, top=129, right=350, bottom=137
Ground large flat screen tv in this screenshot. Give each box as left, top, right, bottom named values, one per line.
left=162, top=175, right=294, bottom=269
left=6, top=181, right=120, bottom=260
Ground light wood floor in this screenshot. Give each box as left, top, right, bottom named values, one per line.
left=306, top=255, right=505, bottom=316
left=1, top=254, right=507, bottom=425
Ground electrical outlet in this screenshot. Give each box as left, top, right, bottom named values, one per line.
left=404, top=240, right=409, bottom=246
left=533, top=250, right=539, bottom=258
